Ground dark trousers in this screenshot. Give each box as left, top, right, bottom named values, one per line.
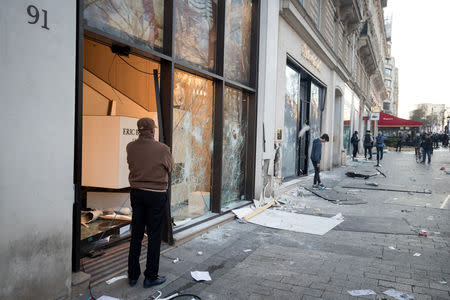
left=352, top=144, right=358, bottom=158
left=312, top=162, right=321, bottom=184
left=396, top=142, right=402, bottom=151
left=422, top=150, right=431, bottom=164
left=128, top=189, right=167, bottom=281
left=364, top=146, right=372, bottom=158
left=376, top=147, right=383, bottom=165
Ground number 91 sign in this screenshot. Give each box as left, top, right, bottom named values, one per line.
left=27, top=5, right=49, bottom=30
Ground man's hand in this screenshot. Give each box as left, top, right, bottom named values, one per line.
left=317, top=163, right=320, bottom=168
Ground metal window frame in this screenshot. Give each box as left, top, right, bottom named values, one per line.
left=73, top=0, right=259, bottom=271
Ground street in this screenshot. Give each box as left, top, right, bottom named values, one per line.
left=77, top=149, right=450, bottom=300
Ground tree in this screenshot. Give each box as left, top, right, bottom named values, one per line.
left=410, top=105, right=427, bottom=125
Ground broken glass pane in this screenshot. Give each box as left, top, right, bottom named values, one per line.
left=282, top=66, right=300, bottom=178
left=84, top=0, right=164, bottom=50
left=221, top=87, right=248, bottom=208
left=224, top=0, right=253, bottom=83
left=171, top=70, right=214, bottom=222
left=174, top=0, right=218, bottom=70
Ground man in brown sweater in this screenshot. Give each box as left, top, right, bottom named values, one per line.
left=126, top=117, right=174, bottom=288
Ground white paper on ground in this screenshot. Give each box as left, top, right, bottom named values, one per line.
left=331, top=213, right=344, bottom=220
left=191, top=271, right=212, bottom=281
left=243, top=249, right=252, bottom=252
left=120, top=225, right=130, bottom=235
left=347, top=289, right=376, bottom=296
left=388, top=246, right=396, bottom=250
left=105, top=275, right=127, bottom=285
left=97, top=296, right=121, bottom=300
left=413, top=252, right=421, bottom=257
left=232, top=208, right=343, bottom=236
left=383, top=289, right=414, bottom=300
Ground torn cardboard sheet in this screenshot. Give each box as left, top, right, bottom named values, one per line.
left=232, top=208, right=343, bottom=235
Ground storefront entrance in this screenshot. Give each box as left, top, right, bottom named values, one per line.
left=73, top=0, right=260, bottom=273
left=281, top=61, right=325, bottom=178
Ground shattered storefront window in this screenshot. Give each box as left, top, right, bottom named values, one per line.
left=84, top=0, right=164, bottom=50
left=171, top=70, right=214, bottom=223
left=282, top=66, right=300, bottom=178
left=221, top=87, right=248, bottom=210
left=343, top=97, right=352, bottom=152
left=308, top=83, right=322, bottom=173
left=224, top=0, right=253, bottom=83
left=174, top=0, right=218, bottom=71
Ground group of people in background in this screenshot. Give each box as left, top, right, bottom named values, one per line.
left=413, top=131, right=448, bottom=164
left=350, top=130, right=387, bottom=167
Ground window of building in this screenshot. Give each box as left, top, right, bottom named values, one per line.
left=385, top=58, right=390, bottom=65
left=385, top=79, right=391, bottom=88
left=385, top=68, right=392, bottom=76
left=383, top=102, right=390, bottom=111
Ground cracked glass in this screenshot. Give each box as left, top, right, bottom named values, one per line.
left=174, top=0, right=218, bottom=71
left=224, top=0, right=253, bottom=83
left=84, top=0, right=164, bottom=50
left=171, top=70, right=214, bottom=223
left=221, top=87, right=248, bottom=209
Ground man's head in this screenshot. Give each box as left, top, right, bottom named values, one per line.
left=320, top=133, right=329, bottom=142
left=137, top=118, right=157, bottom=135
left=354, top=131, right=358, bottom=135
left=366, top=130, right=370, bottom=133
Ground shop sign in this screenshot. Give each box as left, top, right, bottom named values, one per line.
left=370, top=113, right=380, bottom=120
left=301, top=44, right=322, bottom=72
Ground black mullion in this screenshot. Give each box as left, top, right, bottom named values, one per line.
left=163, top=0, right=173, bottom=56
left=216, top=0, right=226, bottom=76
left=211, top=80, right=224, bottom=213
left=249, top=0, right=260, bottom=88
left=73, top=0, right=84, bottom=272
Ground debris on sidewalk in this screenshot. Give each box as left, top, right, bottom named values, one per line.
left=365, top=181, right=379, bottom=186
left=419, top=230, right=428, bottom=237
left=383, top=288, right=414, bottom=300
left=413, top=252, right=421, bottom=257
left=105, top=275, right=127, bottom=285
left=172, top=257, right=180, bottom=263
left=341, top=184, right=432, bottom=194
left=347, top=289, right=376, bottom=296
left=232, top=206, right=343, bottom=235
left=197, top=251, right=203, bottom=256
left=427, top=216, right=434, bottom=221
left=96, top=296, right=121, bottom=300
left=440, top=167, right=446, bottom=170
left=388, top=246, right=396, bottom=250
left=439, top=279, right=447, bottom=285
left=331, top=213, right=344, bottom=220
left=304, top=187, right=367, bottom=205
left=191, top=271, right=212, bottom=282
left=243, top=249, right=252, bottom=253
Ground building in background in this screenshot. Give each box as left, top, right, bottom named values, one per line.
left=256, top=0, right=390, bottom=195
left=382, top=12, right=399, bottom=116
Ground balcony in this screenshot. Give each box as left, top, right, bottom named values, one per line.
left=336, top=0, right=363, bottom=34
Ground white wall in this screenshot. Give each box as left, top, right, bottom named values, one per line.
left=0, top=1, right=76, bottom=299
left=255, top=0, right=280, bottom=196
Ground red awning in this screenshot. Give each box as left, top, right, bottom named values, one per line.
left=377, top=112, right=423, bottom=127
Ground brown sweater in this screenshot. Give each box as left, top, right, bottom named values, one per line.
left=126, top=134, right=174, bottom=190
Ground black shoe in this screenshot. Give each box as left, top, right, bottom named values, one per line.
left=129, top=279, right=138, bottom=287
left=143, top=276, right=166, bottom=288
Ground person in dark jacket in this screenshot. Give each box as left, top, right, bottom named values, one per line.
left=421, top=133, right=432, bottom=164
left=413, top=133, right=422, bottom=162
left=375, top=131, right=386, bottom=167
left=127, top=118, right=174, bottom=288
left=350, top=131, right=359, bottom=160
left=310, top=134, right=329, bottom=188
left=363, top=130, right=373, bottom=159
left=396, top=132, right=403, bottom=152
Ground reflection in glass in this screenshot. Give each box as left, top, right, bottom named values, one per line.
left=308, top=83, right=322, bottom=173
left=84, top=0, right=164, bottom=50
left=221, top=87, right=247, bottom=209
left=225, top=0, right=253, bottom=83
left=174, top=0, right=218, bottom=70
left=343, top=97, right=352, bottom=152
left=282, top=66, right=300, bottom=178
left=171, top=70, right=214, bottom=222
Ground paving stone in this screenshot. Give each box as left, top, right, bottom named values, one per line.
left=378, top=279, right=413, bottom=292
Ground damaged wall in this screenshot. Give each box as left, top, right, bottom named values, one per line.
left=0, top=1, right=76, bottom=299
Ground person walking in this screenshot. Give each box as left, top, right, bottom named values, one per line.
left=396, top=132, right=403, bottom=152
left=413, top=133, right=422, bottom=162
left=350, top=131, right=359, bottom=160
left=126, top=118, right=174, bottom=288
left=421, top=133, right=432, bottom=164
left=310, top=134, right=329, bottom=188
left=363, top=130, right=374, bottom=159
left=375, top=131, right=386, bottom=167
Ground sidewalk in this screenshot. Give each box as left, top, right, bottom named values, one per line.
left=76, top=150, right=450, bottom=300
